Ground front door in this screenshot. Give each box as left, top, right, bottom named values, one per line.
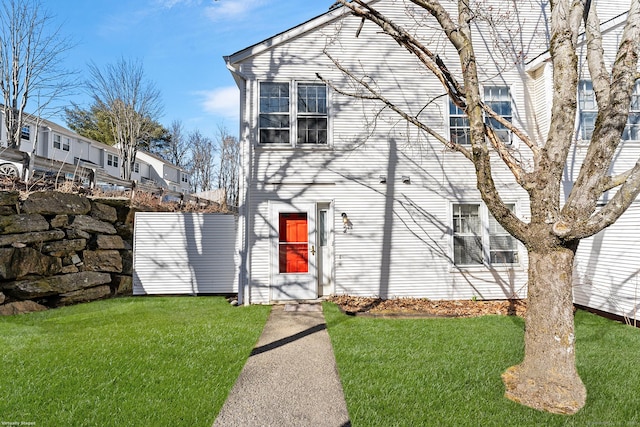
left=271, top=202, right=318, bottom=301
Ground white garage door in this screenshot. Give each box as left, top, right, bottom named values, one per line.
left=133, top=212, right=238, bottom=295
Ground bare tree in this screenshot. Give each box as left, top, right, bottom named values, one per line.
left=216, top=125, right=240, bottom=211
left=86, top=58, right=163, bottom=180
left=188, top=129, right=216, bottom=193
left=326, top=0, right=639, bottom=415
left=159, top=119, right=189, bottom=169
left=0, top=0, right=75, bottom=149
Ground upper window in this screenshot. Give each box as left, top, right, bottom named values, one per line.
left=578, top=80, right=597, bottom=140
left=259, top=81, right=328, bottom=146
left=624, top=80, right=640, bottom=141
left=449, top=101, right=470, bottom=145
left=62, top=137, right=70, bottom=152
left=134, top=162, right=140, bottom=174
left=579, top=80, right=640, bottom=141
left=53, top=134, right=62, bottom=149
left=20, top=125, right=30, bottom=140
left=297, top=83, right=327, bottom=144
left=107, top=153, right=119, bottom=168
left=484, top=86, right=512, bottom=144
left=452, top=203, right=518, bottom=267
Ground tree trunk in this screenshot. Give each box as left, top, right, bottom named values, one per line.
left=502, top=245, right=586, bottom=414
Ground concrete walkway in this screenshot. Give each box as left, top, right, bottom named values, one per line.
left=213, top=304, right=351, bottom=427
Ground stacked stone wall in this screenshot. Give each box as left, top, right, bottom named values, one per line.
left=0, top=191, right=135, bottom=315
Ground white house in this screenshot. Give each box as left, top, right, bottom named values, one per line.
left=225, top=0, right=639, bottom=317
left=0, top=112, right=190, bottom=193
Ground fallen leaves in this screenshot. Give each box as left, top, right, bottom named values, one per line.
left=327, top=295, right=527, bottom=318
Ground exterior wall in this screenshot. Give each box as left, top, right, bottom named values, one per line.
left=133, top=213, right=238, bottom=295
left=232, top=0, right=558, bottom=303
left=574, top=202, right=640, bottom=322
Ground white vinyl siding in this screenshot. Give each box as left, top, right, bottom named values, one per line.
left=133, top=213, right=238, bottom=295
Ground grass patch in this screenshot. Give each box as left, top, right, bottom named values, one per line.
left=324, top=303, right=640, bottom=426
left=0, top=297, right=270, bottom=426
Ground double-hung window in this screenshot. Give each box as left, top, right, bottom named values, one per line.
left=624, top=80, right=640, bottom=141
left=53, top=134, right=62, bottom=149
left=484, top=86, right=513, bottom=144
left=297, top=83, right=327, bottom=144
left=449, top=101, right=470, bottom=145
left=259, top=81, right=328, bottom=146
left=62, top=137, right=70, bottom=151
left=578, top=80, right=597, bottom=140
left=452, top=203, right=518, bottom=267
left=579, top=79, right=640, bottom=141
left=107, top=153, right=119, bottom=168
left=21, top=125, right=30, bottom=140
left=259, top=82, right=290, bottom=144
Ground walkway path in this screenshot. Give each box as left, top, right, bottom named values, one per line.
left=213, top=304, right=351, bottom=427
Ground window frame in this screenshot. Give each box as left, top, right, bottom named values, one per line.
left=257, top=80, right=330, bottom=148
left=107, top=153, right=119, bottom=168
left=53, top=134, right=62, bottom=149
left=483, top=85, right=513, bottom=145
left=446, top=85, right=513, bottom=147
left=62, top=137, right=70, bottom=152
left=578, top=79, right=640, bottom=142
left=20, top=125, right=31, bottom=141
left=451, top=202, right=520, bottom=269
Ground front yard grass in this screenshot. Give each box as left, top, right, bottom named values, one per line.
left=0, top=297, right=270, bottom=426
left=323, top=302, right=640, bottom=426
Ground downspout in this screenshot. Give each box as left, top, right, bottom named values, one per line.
left=225, top=58, right=251, bottom=306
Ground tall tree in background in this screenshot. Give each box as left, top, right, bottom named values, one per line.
left=0, top=0, right=75, bottom=149
left=329, top=0, right=639, bottom=414
left=188, top=129, right=216, bottom=193
left=153, top=119, right=189, bottom=168
left=85, top=58, right=163, bottom=180
left=217, top=125, right=240, bottom=211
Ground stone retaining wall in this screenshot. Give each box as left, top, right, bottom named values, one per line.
left=0, top=191, right=135, bottom=315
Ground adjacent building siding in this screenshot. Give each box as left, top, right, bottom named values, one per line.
left=133, top=212, right=238, bottom=295
left=574, top=202, right=640, bottom=322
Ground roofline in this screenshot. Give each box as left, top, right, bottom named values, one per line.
left=526, top=10, right=629, bottom=72
left=225, top=1, right=379, bottom=66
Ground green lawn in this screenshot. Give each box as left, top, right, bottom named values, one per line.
left=0, top=297, right=270, bottom=427
left=323, top=302, right=640, bottom=427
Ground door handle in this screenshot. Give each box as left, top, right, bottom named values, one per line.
left=311, top=245, right=316, bottom=255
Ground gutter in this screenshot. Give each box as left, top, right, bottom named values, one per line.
left=225, top=59, right=251, bottom=306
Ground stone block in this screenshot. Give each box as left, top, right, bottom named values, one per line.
left=2, top=271, right=112, bottom=299
left=0, top=291, right=5, bottom=304
left=0, top=206, right=16, bottom=215
left=83, top=250, right=123, bottom=273
left=0, top=300, right=48, bottom=316
left=0, top=191, right=19, bottom=206
left=0, top=214, right=49, bottom=235
left=61, top=265, right=79, bottom=274
left=41, top=239, right=87, bottom=256
left=91, top=235, right=125, bottom=250
left=58, top=285, right=112, bottom=305
left=111, top=274, right=133, bottom=295
left=66, top=229, right=90, bottom=240
left=70, top=215, right=116, bottom=235
left=50, top=215, right=69, bottom=228
left=22, top=191, right=91, bottom=215
left=0, top=247, right=62, bottom=280
left=121, top=250, right=134, bottom=275
left=91, top=202, right=118, bottom=223
left=0, top=230, right=66, bottom=248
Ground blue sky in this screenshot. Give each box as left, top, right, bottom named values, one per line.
left=42, top=0, right=335, bottom=138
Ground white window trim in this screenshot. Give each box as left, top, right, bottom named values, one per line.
left=450, top=201, right=522, bottom=270
left=53, top=134, right=62, bottom=149
left=256, top=80, right=331, bottom=149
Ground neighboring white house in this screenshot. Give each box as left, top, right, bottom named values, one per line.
left=0, top=112, right=190, bottom=193
left=225, top=0, right=640, bottom=318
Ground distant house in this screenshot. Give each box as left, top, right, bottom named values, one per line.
left=225, top=0, right=640, bottom=321
left=0, top=111, right=190, bottom=194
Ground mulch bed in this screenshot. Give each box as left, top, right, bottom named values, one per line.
left=327, top=295, right=527, bottom=318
